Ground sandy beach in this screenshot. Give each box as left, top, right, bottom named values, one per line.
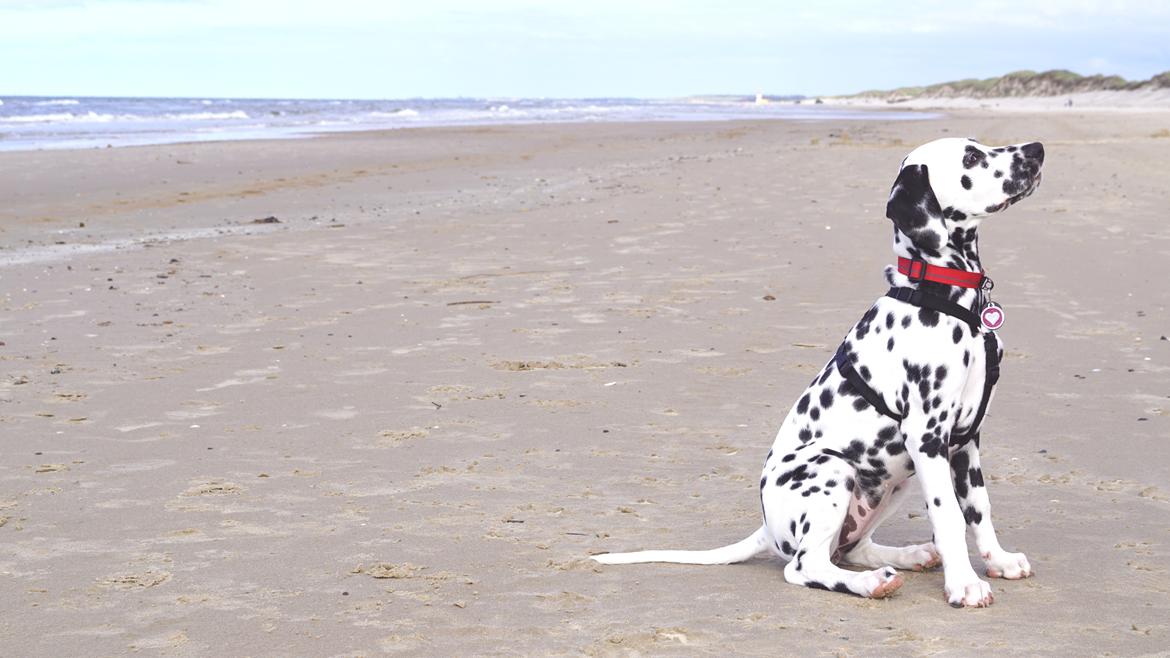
left=2, top=111, right=1169, bottom=656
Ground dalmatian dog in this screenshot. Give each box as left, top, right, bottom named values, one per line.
left=592, top=137, right=1045, bottom=608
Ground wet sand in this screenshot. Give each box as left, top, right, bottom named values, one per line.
left=1, top=112, right=1169, bottom=656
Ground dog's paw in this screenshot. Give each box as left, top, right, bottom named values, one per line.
left=906, top=543, right=941, bottom=571
left=944, top=576, right=994, bottom=608
left=860, top=567, right=904, bottom=599
left=983, top=551, right=1032, bottom=579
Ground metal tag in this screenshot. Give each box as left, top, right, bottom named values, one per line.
left=981, top=301, right=1005, bottom=330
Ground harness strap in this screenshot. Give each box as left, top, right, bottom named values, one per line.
left=834, top=343, right=902, bottom=421
left=833, top=288, right=1000, bottom=440
left=886, top=287, right=981, bottom=331
left=952, top=332, right=1001, bottom=441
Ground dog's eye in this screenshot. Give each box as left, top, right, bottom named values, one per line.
left=963, top=151, right=981, bottom=169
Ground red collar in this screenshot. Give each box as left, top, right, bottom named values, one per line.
left=897, top=257, right=985, bottom=289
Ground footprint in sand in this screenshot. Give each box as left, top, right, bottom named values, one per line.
left=315, top=407, right=359, bottom=420
left=196, top=366, right=279, bottom=392
left=96, top=571, right=172, bottom=590
left=181, top=479, right=244, bottom=496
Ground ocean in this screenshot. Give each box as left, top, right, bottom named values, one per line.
left=0, top=96, right=929, bottom=152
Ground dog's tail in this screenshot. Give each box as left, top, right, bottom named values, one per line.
left=590, top=525, right=769, bottom=565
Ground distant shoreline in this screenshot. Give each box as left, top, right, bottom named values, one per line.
left=0, top=96, right=928, bottom=152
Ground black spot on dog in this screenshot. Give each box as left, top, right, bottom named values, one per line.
left=799, top=428, right=812, bottom=442
left=918, top=432, right=946, bottom=459
left=818, top=367, right=833, bottom=386
left=964, top=505, right=984, bottom=525
left=820, top=388, right=834, bottom=409
left=782, top=453, right=796, bottom=463
left=781, top=540, right=793, bottom=555
left=933, top=497, right=941, bottom=507
left=960, top=175, right=972, bottom=190
left=952, top=325, right=963, bottom=344
left=969, top=468, right=984, bottom=488
left=854, top=306, right=880, bottom=340
left=942, top=206, right=968, bottom=221
left=810, top=407, right=821, bottom=421
left=885, top=312, right=895, bottom=329
left=841, top=440, right=866, bottom=463
left=886, top=164, right=944, bottom=257
left=837, top=379, right=857, bottom=399
left=777, top=464, right=812, bottom=487
left=918, top=308, right=940, bottom=327
left=887, top=336, right=895, bottom=352
left=796, top=393, right=810, bottom=414
left=901, top=316, right=912, bottom=329
left=951, top=451, right=971, bottom=498
left=962, top=145, right=986, bottom=169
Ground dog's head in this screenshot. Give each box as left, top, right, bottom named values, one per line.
left=886, top=137, right=1044, bottom=259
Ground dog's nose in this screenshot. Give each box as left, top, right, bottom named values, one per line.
left=1021, top=142, right=1044, bottom=163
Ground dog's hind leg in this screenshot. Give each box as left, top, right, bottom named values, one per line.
left=767, top=470, right=903, bottom=598
left=842, top=538, right=940, bottom=572
left=839, top=482, right=940, bottom=571
left=782, top=521, right=904, bottom=598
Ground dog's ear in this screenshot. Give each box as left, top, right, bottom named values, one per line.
left=886, top=164, right=945, bottom=258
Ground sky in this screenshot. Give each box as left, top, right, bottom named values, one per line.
left=1, top=0, right=1168, bottom=99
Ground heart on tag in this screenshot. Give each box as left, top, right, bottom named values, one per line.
left=981, top=304, right=1005, bottom=330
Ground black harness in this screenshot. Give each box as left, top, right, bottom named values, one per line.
left=833, top=287, right=1001, bottom=444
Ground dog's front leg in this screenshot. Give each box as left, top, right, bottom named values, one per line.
left=950, top=437, right=1033, bottom=580
left=904, top=417, right=994, bottom=608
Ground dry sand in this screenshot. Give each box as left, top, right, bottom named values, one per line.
left=1, top=111, right=1169, bottom=656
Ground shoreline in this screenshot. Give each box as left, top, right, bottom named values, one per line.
left=6, top=90, right=1167, bottom=155
left=0, top=98, right=931, bottom=154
